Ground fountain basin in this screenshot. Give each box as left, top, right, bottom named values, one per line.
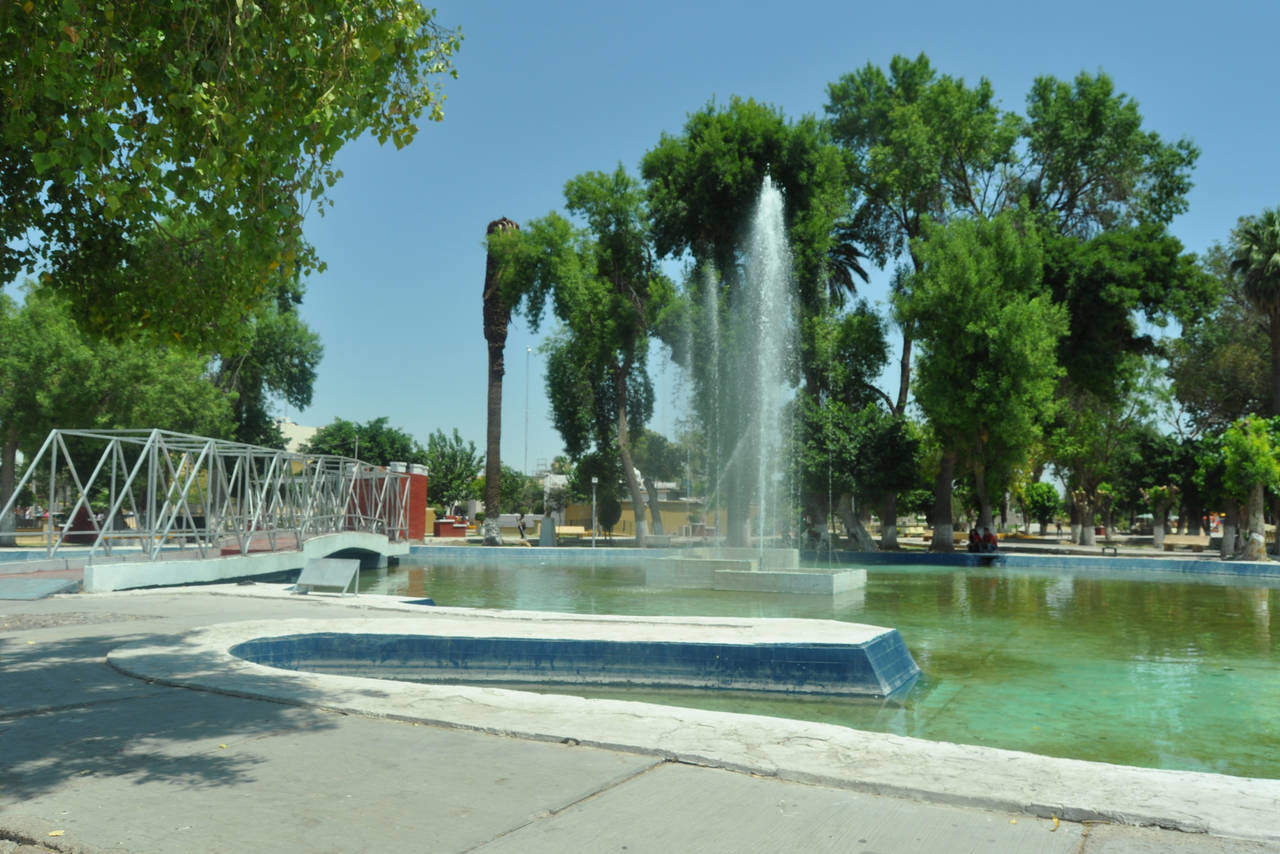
left=647, top=550, right=865, bottom=596
left=227, top=612, right=919, bottom=699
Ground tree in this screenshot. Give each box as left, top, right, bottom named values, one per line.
left=1018, top=71, right=1198, bottom=237
left=1230, top=209, right=1280, bottom=416
left=423, top=428, right=482, bottom=515
left=1042, top=225, right=1214, bottom=400
left=1222, top=415, right=1280, bottom=561
left=630, top=430, right=684, bottom=535
left=0, top=287, right=233, bottom=540
left=302, top=417, right=424, bottom=467
left=495, top=167, right=673, bottom=546
left=642, top=98, right=851, bottom=545
left=3, top=1, right=460, bottom=347
left=643, top=97, right=851, bottom=316
left=481, top=217, right=520, bottom=544
left=825, top=53, right=1020, bottom=412
left=1167, top=244, right=1266, bottom=431
left=898, top=213, right=1066, bottom=549
left=1022, top=482, right=1059, bottom=534
left=213, top=298, right=323, bottom=447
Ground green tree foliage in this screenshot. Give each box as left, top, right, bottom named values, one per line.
left=494, top=166, right=673, bottom=544
left=900, top=213, right=1066, bottom=542
left=1022, top=482, right=1059, bottom=534
left=825, top=53, right=1019, bottom=412
left=825, top=53, right=1020, bottom=266
left=1018, top=71, right=1199, bottom=236
left=1167, top=244, right=1268, bottom=430
left=302, top=417, right=424, bottom=467
left=642, top=97, right=851, bottom=312
left=1230, top=208, right=1280, bottom=415
left=0, top=287, right=233, bottom=536
left=213, top=292, right=323, bottom=447
left=422, top=428, right=481, bottom=514
left=1042, top=225, right=1214, bottom=399
left=630, top=430, right=684, bottom=534
left=471, top=464, right=533, bottom=515
left=1222, top=415, right=1280, bottom=560
left=2, top=0, right=460, bottom=345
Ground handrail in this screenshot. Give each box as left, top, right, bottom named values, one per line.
left=0, top=428, right=410, bottom=561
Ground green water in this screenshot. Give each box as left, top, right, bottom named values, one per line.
left=362, top=560, right=1280, bottom=779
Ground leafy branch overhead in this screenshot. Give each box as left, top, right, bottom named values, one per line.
left=1, top=0, right=461, bottom=345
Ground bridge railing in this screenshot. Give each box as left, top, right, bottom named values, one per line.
left=0, top=428, right=409, bottom=561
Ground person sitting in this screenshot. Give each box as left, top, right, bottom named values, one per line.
left=967, top=527, right=981, bottom=553
left=982, top=527, right=998, bottom=553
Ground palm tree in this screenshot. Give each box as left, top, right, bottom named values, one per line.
left=1231, top=208, right=1280, bottom=416
left=482, top=217, right=519, bottom=544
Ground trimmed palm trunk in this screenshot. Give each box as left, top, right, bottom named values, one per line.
left=482, top=217, right=519, bottom=545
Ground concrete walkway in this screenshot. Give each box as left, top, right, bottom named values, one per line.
left=1, top=589, right=1277, bottom=853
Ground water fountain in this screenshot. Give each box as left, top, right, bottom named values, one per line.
left=655, top=176, right=864, bottom=595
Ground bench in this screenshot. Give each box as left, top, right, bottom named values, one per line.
left=292, top=557, right=360, bottom=596
left=556, top=526, right=588, bottom=540
left=1162, top=534, right=1210, bottom=553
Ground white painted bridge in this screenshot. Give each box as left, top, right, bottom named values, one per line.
left=0, top=428, right=411, bottom=592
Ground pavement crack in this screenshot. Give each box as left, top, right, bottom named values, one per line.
left=0, top=692, right=156, bottom=722
left=460, top=758, right=670, bottom=852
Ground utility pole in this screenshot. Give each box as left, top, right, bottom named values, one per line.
left=524, top=346, right=531, bottom=475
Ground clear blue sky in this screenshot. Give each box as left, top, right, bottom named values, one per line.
left=291, top=0, right=1280, bottom=471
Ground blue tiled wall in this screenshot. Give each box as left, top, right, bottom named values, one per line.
left=231, top=630, right=921, bottom=699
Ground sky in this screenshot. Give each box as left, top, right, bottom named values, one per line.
left=290, top=0, right=1280, bottom=473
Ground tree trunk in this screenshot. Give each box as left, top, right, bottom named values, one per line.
left=482, top=217, right=519, bottom=546
left=0, top=429, right=18, bottom=547
left=614, top=363, right=647, bottom=547
left=1076, top=493, right=1096, bottom=546
left=1244, top=482, right=1268, bottom=561
left=972, top=459, right=994, bottom=531
left=836, top=492, right=877, bottom=552
left=1152, top=505, right=1167, bottom=550
left=879, top=494, right=899, bottom=550
left=1270, top=306, right=1280, bottom=417
left=1271, top=495, right=1280, bottom=556
left=930, top=451, right=955, bottom=552
left=642, top=474, right=664, bottom=535
left=1221, top=510, right=1237, bottom=559
left=1068, top=497, right=1082, bottom=544
left=895, top=335, right=913, bottom=414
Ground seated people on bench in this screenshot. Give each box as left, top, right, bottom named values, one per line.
left=967, top=527, right=981, bottom=553
left=982, top=527, right=998, bottom=553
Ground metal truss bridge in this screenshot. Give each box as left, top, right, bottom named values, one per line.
left=0, top=428, right=410, bottom=562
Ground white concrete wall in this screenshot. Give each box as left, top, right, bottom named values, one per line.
left=83, top=532, right=408, bottom=593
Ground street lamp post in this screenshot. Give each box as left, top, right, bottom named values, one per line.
left=591, top=476, right=598, bottom=549
left=524, top=346, right=531, bottom=475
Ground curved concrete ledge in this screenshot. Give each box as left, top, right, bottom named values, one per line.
left=83, top=531, right=408, bottom=592
left=108, top=608, right=1280, bottom=843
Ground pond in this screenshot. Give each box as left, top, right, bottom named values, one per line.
left=358, top=558, right=1280, bottom=779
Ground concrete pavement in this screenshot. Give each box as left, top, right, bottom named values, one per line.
left=1, top=589, right=1277, bottom=853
